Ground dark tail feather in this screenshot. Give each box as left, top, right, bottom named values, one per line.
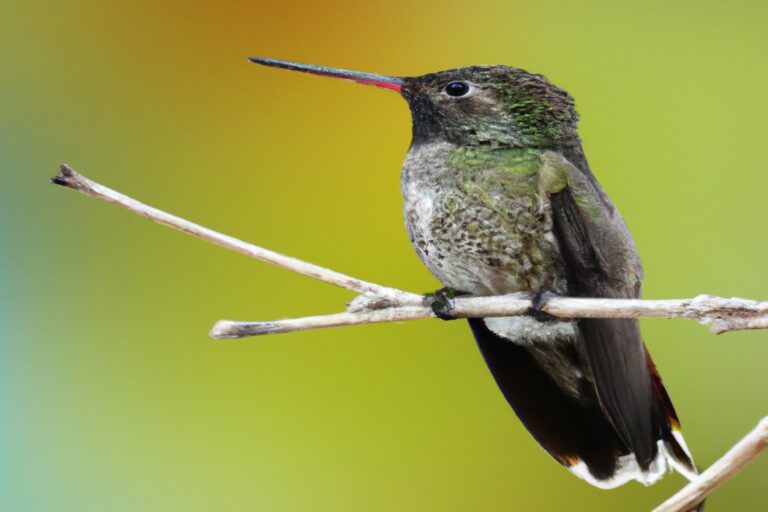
left=468, top=318, right=699, bottom=490
left=468, top=318, right=632, bottom=485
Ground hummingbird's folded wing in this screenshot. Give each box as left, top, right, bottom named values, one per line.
left=543, top=150, right=696, bottom=478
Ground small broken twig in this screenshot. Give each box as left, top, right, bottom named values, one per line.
left=51, top=164, right=423, bottom=306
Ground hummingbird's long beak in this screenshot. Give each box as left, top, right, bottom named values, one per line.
left=248, top=57, right=404, bottom=93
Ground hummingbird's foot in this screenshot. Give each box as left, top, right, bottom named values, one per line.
left=425, top=287, right=467, bottom=321
left=528, top=290, right=559, bottom=322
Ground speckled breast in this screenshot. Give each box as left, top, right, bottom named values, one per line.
left=401, top=142, right=569, bottom=296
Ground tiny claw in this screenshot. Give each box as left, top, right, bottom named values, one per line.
left=425, top=287, right=466, bottom=321
left=528, top=290, right=559, bottom=322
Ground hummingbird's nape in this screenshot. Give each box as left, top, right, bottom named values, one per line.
left=248, top=57, right=404, bottom=92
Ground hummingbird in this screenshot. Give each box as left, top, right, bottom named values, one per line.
left=249, top=57, right=699, bottom=491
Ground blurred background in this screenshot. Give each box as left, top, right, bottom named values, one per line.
left=2, top=0, right=767, bottom=510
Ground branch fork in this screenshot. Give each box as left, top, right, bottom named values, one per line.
left=52, top=164, right=768, bottom=511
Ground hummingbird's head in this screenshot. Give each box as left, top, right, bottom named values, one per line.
left=402, top=66, right=579, bottom=148
left=248, top=58, right=579, bottom=149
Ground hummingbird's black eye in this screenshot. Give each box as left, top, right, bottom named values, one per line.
left=444, top=81, right=471, bottom=97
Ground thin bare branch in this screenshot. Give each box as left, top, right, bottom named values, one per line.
left=653, top=417, right=768, bottom=512
left=211, top=306, right=432, bottom=338
left=51, top=164, right=423, bottom=305
left=209, top=294, right=768, bottom=338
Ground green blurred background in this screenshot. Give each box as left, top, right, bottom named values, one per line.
left=2, top=0, right=767, bottom=510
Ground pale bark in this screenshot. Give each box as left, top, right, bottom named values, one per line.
left=211, top=294, right=768, bottom=338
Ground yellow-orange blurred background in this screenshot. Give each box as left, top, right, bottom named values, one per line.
left=2, top=1, right=767, bottom=510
